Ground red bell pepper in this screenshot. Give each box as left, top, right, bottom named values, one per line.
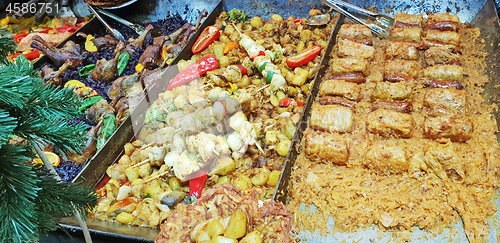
left=279, top=98, right=304, bottom=107
left=235, top=64, right=247, bottom=76
left=189, top=171, right=208, bottom=199
left=286, top=45, right=322, bottom=68
left=293, top=18, right=302, bottom=24
left=249, top=50, right=265, bottom=60
left=13, top=32, right=29, bottom=43
left=192, top=26, right=220, bottom=54
left=56, top=23, right=78, bottom=33
left=11, top=49, right=40, bottom=61
left=167, top=55, right=219, bottom=90
left=39, top=28, right=52, bottom=33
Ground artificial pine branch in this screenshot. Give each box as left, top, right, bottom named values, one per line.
left=0, top=145, right=40, bottom=243
left=0, top=26, right=15, bottom=65
left=23, top=83, right=83, bottom=120
left=34, top=170, right=98, bottom=235
left=0, top=108, right=17, bottom=144
left=19, top=119, right=88, bottom=154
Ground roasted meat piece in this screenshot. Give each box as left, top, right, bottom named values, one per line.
left=426, top=13, right=460, bottom=26
left=30, top=36, right=83, bottom=69
left=337, top=39, right=374, bottom=59
left=337, top=24, right=372, bottom=40
left=423, top=65, right=463, bottom=82
left=367, top=108, right=414, bottom=138
left=372, top=100, right=413, bottom=113
left=424, top=88, right=466, bottom=114
left=319, top=79, right=361, bottom=101
left=91, top=57, right=117, bottom=82
left=310, top=105, right=353, bottom=133
left=384, top=60, right=420, bottom=78
left=385, top=41, right=418, bottom=60
left=424, top=46, right=460, bottom=66
left=394, top=13, right=423, bottom=28
left=426, top=30, right=460, bottom=46
left=390, top=28, right=422, bottom=43
left=330, top=57, right=369, bottom=76
left=304, top=131, right=349, bottom=165
left=424, top=115, right=473, bottom=142
left=365, top=143, right=409, bottom=175
left=155, top=184, right=291, bottom=243
left=320, top=96, right=355, bottom=108
left=139, top=45, right=162, bottom=69
left=371, top=81, right=413, bottom=100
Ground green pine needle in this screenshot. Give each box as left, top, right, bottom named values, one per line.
left=0, top=145, right=40, bottom=243
left=35, top=171, right=98, bottom=235
left=0, top=26, right=15, bottom=65
left=23, top=82, right=83, bottom=120
left=19, top=119, right=88, bottom=155
left=0, top=108, right=17, bottom=143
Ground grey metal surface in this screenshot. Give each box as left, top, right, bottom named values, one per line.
left=272, top=13, right=342, bottom=203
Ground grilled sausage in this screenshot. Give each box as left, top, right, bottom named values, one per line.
left=341, top=37, right=373, bottom=46
left=372, top=100, right=413, bottom=113
left=320, top=96, right=356, bottom=108
left=424, top=21, right=459, bottom=32
left=330, top=73, right=366, bottom=83
left=423, top=78, right=464, bottom=90
left=383, top=73, right=414, bottom=82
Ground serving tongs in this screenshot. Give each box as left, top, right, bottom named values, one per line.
left=95, top=7, right=145, bottom=35
left=87, top=4, right=125, bottom=42
left=321, top=0, right=393, bottom=37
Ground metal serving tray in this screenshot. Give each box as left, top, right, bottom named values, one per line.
left=58, top=0, right=340, bottom=241
left=273, top=0, right=500, bottom=242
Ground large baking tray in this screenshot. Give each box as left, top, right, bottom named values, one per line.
left=58, top=0, right=341, bottom=241
left=273, top=0, right=500, bottom=242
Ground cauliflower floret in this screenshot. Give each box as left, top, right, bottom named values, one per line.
left=173, top=153, right=200, bottom=181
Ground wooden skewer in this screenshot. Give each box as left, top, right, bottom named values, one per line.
left=131, top=159, right=150, bottom=168
left=254, top=84, right=270, bottom=93
left=145, top=170, right=172, bottom=183
left=141, top=142, right=155, bottom=150
left=162, top=107, right=170, bottom=113
left=255, top=142, right=264, bottom=154
left=232, top=23, right=243, bottom=35
left=200, top=83, right=211, bottom=89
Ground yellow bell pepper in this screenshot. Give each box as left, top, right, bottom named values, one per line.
left=85, top=34, right=98, bottom=52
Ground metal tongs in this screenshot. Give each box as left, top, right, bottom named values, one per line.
left=321, top=0, right=394, bottom=37
left=87, top=4, right=125, bottom=42
left=95, top=8, right=145, bottom=35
